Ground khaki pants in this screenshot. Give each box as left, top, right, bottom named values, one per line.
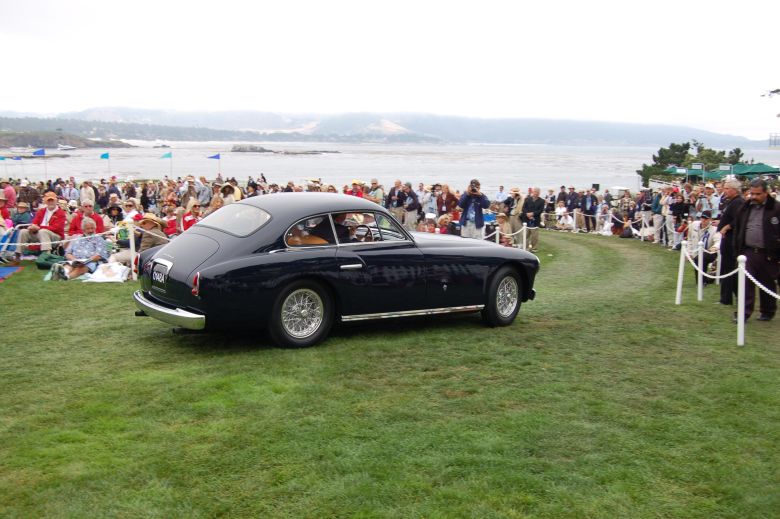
left=527, top=227, right=539, bottom=250
left=109, top=249, right=133, bottom=266
left=461, top=221, right=484, bottom=239
left=18, top=228, right=61, bottom=252
left=403, top=210, right=418, bottom=231
left=509, top=214, right=522, bottom=246
left=390, top=207, right=405, bottom=224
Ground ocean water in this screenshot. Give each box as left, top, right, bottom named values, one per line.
left=4, top=141, right=779, bottom=194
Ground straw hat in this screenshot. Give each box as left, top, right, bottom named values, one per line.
left=138, top=212, right=164, bottom=229
left=510, top=187, right=521, bottom=195
left=496, top=212, right=507, bottom=219
left=17, top=201, right=29, bottom=209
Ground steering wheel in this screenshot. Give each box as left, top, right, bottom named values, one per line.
left=355, top=224, right=374, bottom=242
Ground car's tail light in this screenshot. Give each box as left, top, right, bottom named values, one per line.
left=191, top=272, right=201, bottom=297
left=133, top=254, right=139, bottom=274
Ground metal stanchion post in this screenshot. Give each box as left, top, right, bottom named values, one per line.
left=129, top=222, right=137, bottom=281
left=522, top=223, right=527, bottom=251
left=737, top=255, right=746, bottom=346
left=716, top=251, right=721, bottom=286
left=697, top=240, right=704, bottom=302
left=675, top=240, right=687, bottom=305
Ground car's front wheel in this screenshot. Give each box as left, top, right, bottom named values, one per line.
left=481, top=266, right=522, bottom=327
left=269, top=280, right=334, bottom=347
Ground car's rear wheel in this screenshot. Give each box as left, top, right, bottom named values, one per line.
left=269, top=280, right=334, bottom=347
left=481, top=266, right=522, bottom=327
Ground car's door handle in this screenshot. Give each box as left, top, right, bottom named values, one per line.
left=340, top=264, right=363, bottom=270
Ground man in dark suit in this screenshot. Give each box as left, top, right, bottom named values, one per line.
left=716, top=178, right=744, bottom=305
left=733, top=179, right=780, bottom=321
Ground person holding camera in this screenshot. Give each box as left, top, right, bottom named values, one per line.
left=457, top=179, right=490, bottom=239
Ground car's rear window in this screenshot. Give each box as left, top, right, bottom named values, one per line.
left=195, top=204, right=271, bottom=237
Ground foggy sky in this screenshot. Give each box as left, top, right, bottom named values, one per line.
left=1, top=0, right=778, bottom=139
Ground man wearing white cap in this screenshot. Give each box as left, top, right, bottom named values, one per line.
left=696, top=183, right=720, bottom=219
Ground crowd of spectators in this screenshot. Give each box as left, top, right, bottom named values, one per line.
left=0, top=174, right=778, bottom=315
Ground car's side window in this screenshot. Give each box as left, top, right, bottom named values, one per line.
left=375, top=214, right=408, bottom=242
left=285, top=215, right=336, bottom=247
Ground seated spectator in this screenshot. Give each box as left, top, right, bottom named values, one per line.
left=105, top=204, right=124, bottom=227
left=202, top=195, right=224, bottom=217
left=11, top=201, right=33, bottom=227
left=50, top=218, right=108, bottom=280
left=437, top=214, right=451, bottom=234
left=122, top=199, right=140, bottom=222
left=554, top=201, right=573, bottom=230
left=179, top=199, right=202, bottom=232
left=109, top=213, right=169, bottom=265
left=0, top=192, right=9, bottom=221
left=162, top=205, right=179, bottom=236
left=14, top=192, right=67, bottom=261
left=68, top=200, right=105, bottom=236
left=496, top=213, right=513, bottom=246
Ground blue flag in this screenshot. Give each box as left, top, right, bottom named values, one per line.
left=11, top=156, right=22, bottom=161
left=0, top=157, right=5, bottom=161
left=32, top=148, right=45, bottom=156
left=207, top=153, right=220, bottom=160
left=160, top=152, right=173, bottom=159
left=100, top=152, right=110, bottom=159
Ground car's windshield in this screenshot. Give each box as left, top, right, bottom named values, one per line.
left=195, top=203, right=271, bottom=237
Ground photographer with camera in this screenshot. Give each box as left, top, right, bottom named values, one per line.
left=457, top=179, right=490, bottom=239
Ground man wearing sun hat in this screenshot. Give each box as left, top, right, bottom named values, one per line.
left=109, top=212, right=168, bottom=266
left=13, top=191, right=67, bottom=260
left=12, top=201, right=32, bottom=227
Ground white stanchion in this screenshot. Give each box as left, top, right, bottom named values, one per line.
left=675, top=240, right=687, bottom=305
left=522, top=223, right=527, bottom=251
left=129, top=222, right=137, bottom=281
left=697, top=240, right=704, bottom=302
left=640, top=218, right=645, bottom=242
left=495, top=226, right=500, bottom=244
left=737, top=255, right=746, bottom=347
left=715, top=251, right=721, bottom=286
left=572, top=210, right=578, bottom=233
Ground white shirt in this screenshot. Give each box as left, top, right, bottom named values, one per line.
left=41, top=207, right=56, bottom=226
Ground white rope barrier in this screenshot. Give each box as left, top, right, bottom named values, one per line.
left=676, top=242, right=779, bottom=347
left=743, top=270, right=780, bottom=300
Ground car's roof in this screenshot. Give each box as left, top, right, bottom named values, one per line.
left=239, top=192, right=386, bottom=215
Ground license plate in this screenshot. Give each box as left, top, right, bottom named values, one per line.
left=151, top=263, right=168, bottom=291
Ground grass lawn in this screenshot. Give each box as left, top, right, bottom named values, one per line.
left=1, top=231, right=778, bottom=518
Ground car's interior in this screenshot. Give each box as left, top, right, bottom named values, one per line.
left=285, top=212, right=407, bottom=247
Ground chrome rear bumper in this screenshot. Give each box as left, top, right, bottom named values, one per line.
left=133, top=290, right=206, bottom=330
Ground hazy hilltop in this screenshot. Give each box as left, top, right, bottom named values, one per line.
left=0, top=107, right=763, bottom=148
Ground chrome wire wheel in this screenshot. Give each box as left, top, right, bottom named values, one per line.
left=281, top=288, right=324, bottom=339
left=496, top=276, right=519, bottom=318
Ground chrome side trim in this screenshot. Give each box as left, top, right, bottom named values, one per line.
left=133, top=291, right=206, bottom=330
left=341, top=305, right=484, bottom=322
left=340, top=263, right=364, bottom=270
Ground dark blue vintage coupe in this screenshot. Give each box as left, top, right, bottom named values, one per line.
left=134, top=193, right=539, bottom=347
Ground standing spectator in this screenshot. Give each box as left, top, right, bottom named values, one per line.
left=457, top=179, right=490, bottom=239
left=651, top=188, right=665, bottom=245
left=521, top=187, right=545, bottom=252
left=565, top=186, right=579, bottom=228
left=1, top=178, right=16, bottom=207
left=386, top=180, right=406, bottom=223
left=716, top=179, right=744, bottom=305
left=79, top=181, right=96, bottom=206
left=436, top=184, right=458, bottom=217
left=603, top=189, right=613, bottom=205
left=61, top=181, right=79, bottom=202
left=402, top=182, right=420, bottom=231
left=580, top=188, right=598, bottom=233
left=494, top=185, right=507, bottom=203
left=365, top=178, right=385, bottom=206
left=17, top=179, right=40, bottom=209
left=733, top=178, right=779, bottom=322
